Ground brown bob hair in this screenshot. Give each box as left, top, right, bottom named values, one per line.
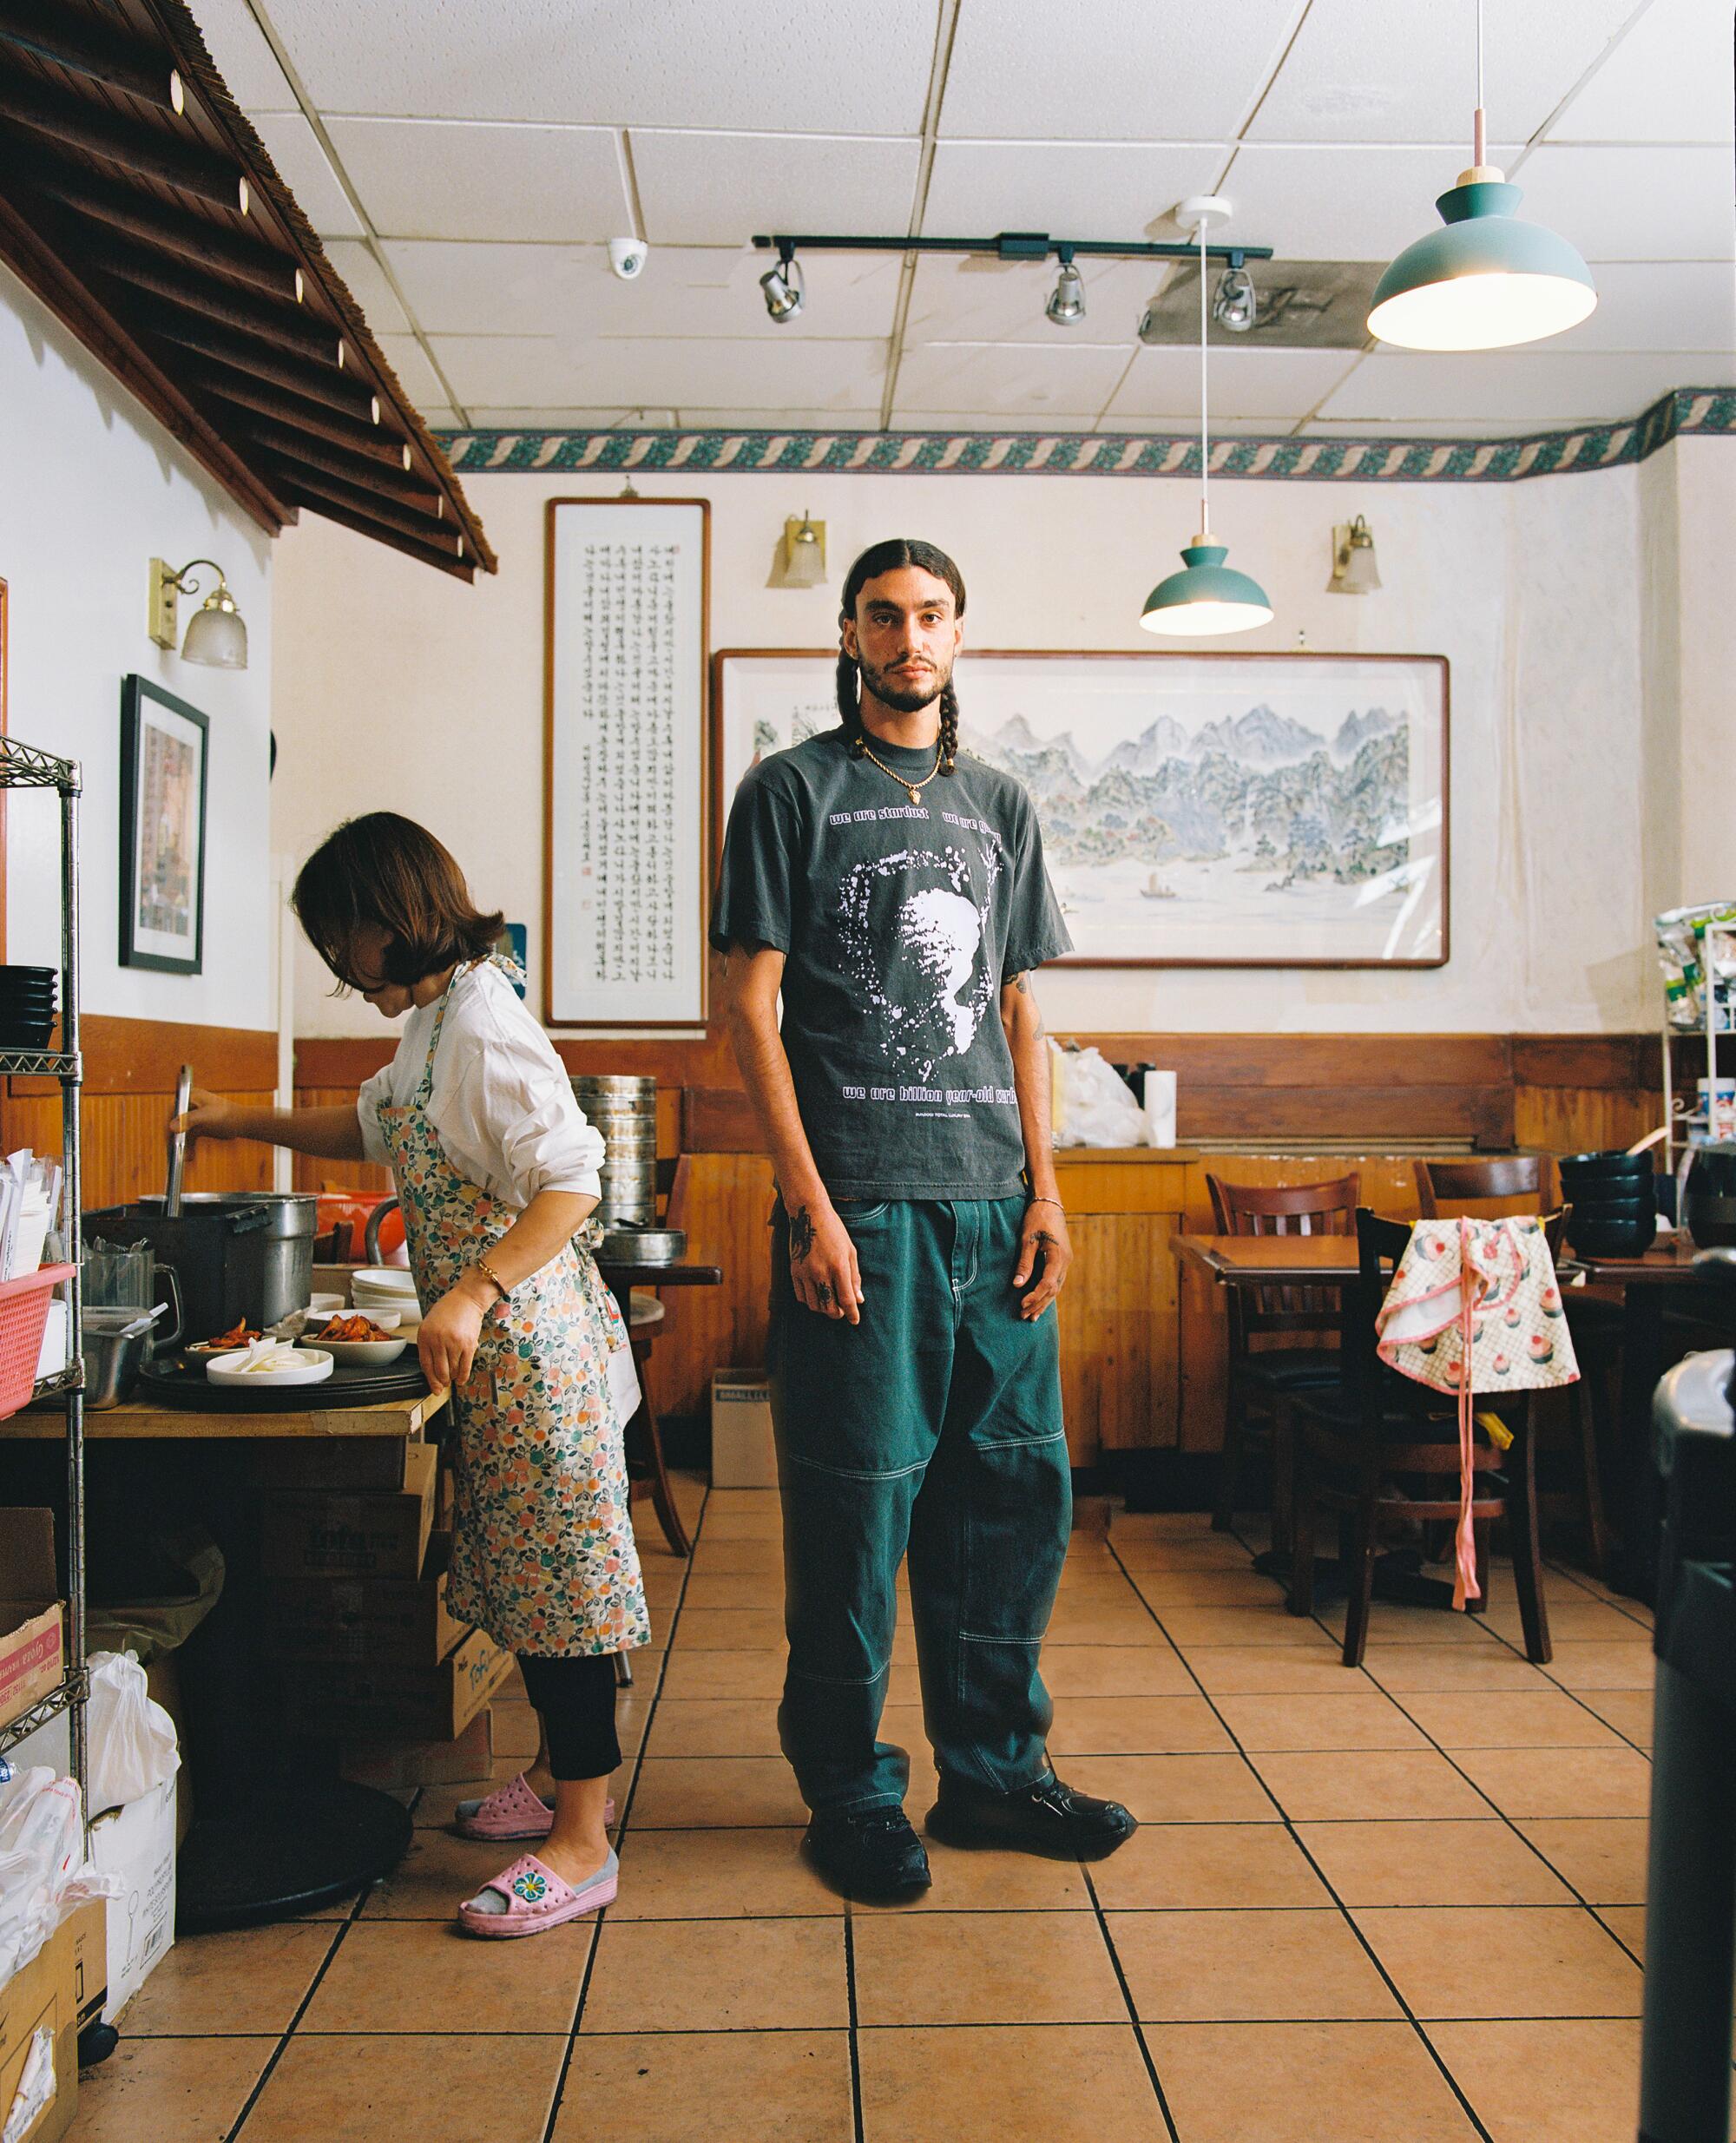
left=293, top=813, right=505, bottom=989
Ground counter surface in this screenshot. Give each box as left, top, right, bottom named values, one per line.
left=3, top=1388, right=448, bottom=1440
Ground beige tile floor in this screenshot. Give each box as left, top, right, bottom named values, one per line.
left=69, top=1480, right=1668, bottom=2143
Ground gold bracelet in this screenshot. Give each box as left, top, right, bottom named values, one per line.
left=474, top=1257, right=510, bottom=1303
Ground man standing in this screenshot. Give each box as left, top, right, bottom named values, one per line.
left=712, top=537, right=1135, bottom=1900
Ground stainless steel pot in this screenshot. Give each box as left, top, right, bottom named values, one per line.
left=82, top=1306, right=164, bottom=1409
left=82, top=1193, right=317, bottom=1344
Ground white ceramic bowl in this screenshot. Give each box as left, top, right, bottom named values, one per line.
left=207, top=1346, right=333, bottom=1387
left=311, top=1332, right=409, bottom=1367
left=353, top=1267, right=419, bottom=1298
left=307, top=1292, right=347, bottom=1318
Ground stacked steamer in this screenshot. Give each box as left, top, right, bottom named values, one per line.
left=574, top=1075, right=659, bottom=1233
left=259, top=1423, right=511, bottom=1790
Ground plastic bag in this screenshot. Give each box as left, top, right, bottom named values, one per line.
left=0, top=1768, right=114, bottom=1982
left=1049, top=1042, right=1150, bottom=1147
left=86, top=1652, right=180, bottom=1817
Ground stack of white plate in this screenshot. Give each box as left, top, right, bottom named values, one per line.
left=351, top=1265, right=423, bottom=1333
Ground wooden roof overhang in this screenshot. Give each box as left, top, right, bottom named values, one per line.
left=0, top=0, right=494, bottom=578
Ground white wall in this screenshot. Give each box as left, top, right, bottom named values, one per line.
left=0, top=264, right=275, bottom=1030
left=271, top=455, right=1658, bottom=1038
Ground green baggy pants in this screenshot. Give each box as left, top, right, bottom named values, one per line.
left=767, top=1196, right=1072, bottom=1814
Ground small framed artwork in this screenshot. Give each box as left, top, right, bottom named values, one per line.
left=120, top=674, right=209, bottom=975
left=712, top=648, right=1449, bottom=970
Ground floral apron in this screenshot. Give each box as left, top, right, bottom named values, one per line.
left=377, top=966, right=650, bottom=1657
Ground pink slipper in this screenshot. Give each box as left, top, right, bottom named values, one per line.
left=457, top=1849, right=618, bottom=1937
left=454, top=1773, right=615, bottom=1839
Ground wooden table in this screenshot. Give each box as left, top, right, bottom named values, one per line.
left=595, top=1259, right=723, bottom=1561
left=4, top=1387, right=445, bottom=1442
left=1174, top=1233, right=1358, bottom=1287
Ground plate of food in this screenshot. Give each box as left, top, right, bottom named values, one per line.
left=186, top=1318, right=266, bottom=1357
left=306, top=1312, right=410, bottom=1366
left=206, top=1341, right=334, bottom=1387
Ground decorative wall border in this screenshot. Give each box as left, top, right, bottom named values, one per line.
left=436, top=386, right=1735, bottom=483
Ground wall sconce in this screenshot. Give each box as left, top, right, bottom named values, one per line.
left=148, top=557, right=249, bottom=667
left=774, top=513, right=826, bottom=589
left=1328, top=516, right=1382, bottom=595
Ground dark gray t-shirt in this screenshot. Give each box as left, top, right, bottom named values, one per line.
left=710, top=727, right=1072, bottom=1199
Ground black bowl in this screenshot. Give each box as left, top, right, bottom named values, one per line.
left=0, top=976, right=56, bottom=995
left=1569, top=1216, right=1657, bottom=1258
left=1559, top=1151, right=1654, bottom=1181
left=1686, top=1146, right=1736, bottom=1200
left=0, top=966, right=56, bottom=985
left=1686, top=1193, right=1736, bottom=1248
left=0, top=1017, right=56, bottom=1050
left=1566, top=1190, right=1658, bottom=1220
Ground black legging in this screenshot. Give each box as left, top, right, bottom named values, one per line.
left=516, top=1652, right=621, bottom=1782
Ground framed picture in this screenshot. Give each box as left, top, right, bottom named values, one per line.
left=544, top=496, right=710, bottom=1028
left=120, top=674, right=208, bottom=975
left=712, top=648, right=1449, bottom=970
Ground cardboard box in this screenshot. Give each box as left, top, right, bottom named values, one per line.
left=339, top=1707, right=493, bottom=1791
left=0, top=1513, right=64, bottom=1733
left=281, top=1625, right=510, bottom=1742
left=0, top=1901, right=105, bottom=2143
left=261, top=1441, right=437, bottom=1581
left=89, top=1779, right=176, bottom=2023
left=255, top=1435, right=418, bottom=1492
left=263, top=1554, right=464, bottom=1669
left=711, top=1370, right=779, bottom=1489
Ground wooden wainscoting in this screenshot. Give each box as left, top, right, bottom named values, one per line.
left=3, top=1015, right=277, bottom=1208
left=287, top=1027, right=1661, bottom=1469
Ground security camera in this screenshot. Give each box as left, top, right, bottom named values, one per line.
left=608, top=237, right=648, bottom=281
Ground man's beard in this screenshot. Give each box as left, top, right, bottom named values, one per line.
left=858, top=652, right=951, bottom=716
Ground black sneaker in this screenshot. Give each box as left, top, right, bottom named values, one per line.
left=926, top=1772, right=1138, bottom=1861
left=803, top=1808, right=932, bottom=1902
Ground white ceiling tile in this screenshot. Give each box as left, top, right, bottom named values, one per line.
left=1095, top=414, right=1295, bottom=434
left=921, top=141, right=1230, bottom=240
left=631, top=131, right=922, bottom=247
left=1318, top=349, right=1726, bottom=424
left=1247, top=0, right=1637, bottom=143
left=248, top=112, right=364, bottom=238
left=464, top=409, right=674, bottom=427
left=1509, top=143, right=1736, bottom=261
left=372, top=332, right=452, bottom=409
left=881, top=409, right=1102, bottom=429
left=1218, top=142, right=1525, bottom=262
left=891, top=341, right=1131, bottom=415
left=903, top=253, right=1161, bottom=345
left=1549, top=0, right=1736, bottom=144
left=1299, top=417, right=1568, bottom=437
left=938, top=0, right=1300, bottom=140
left=319, top=239, right=411, bottom=334
left=383, top=242, right=903, bottom=341
left=419, top=406, right=462, bottom=428
left=260, top=0, right=938, bottom=129
left=1549, top=260, right=1736, bottom=353
left=187, top=0, right=297, bottom=109
left=325, top=119, right=630, bottom=242
left=675, top=410, right=886, bottom=426
left=428, top=335, right=891, bottom=411
left=1105, top=347, right=1360, bottom=420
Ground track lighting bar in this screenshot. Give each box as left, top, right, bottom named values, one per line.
left=753, top=230, right=1272, bottom=266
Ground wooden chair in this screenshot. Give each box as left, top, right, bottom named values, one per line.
left=1207, top=1172, right=1360, bottom=1537
left=1288, top=1207, right=1552, bottom=1667
left=1415, top=1157, right=1614, bottom=1578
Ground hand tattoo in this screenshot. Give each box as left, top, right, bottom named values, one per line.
left=816, top=1281, right=834, bottom=1310
left=788, top=1205, right=816, bottom=1265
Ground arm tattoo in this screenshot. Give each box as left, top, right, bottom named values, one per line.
left=1013, top=972, right=1030, bottom=994
left=788, top=1205, right=816, bottom=1264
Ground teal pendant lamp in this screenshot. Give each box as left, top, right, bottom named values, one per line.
left=1369, top=0, right=1595, bottom=350
left=1141, top=196, right=1272, bottom=639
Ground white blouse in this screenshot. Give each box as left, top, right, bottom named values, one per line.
left=358, top=963, right=604, bottom=1209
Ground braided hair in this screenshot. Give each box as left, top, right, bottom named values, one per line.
left=835, top=537, right=966, bottom=776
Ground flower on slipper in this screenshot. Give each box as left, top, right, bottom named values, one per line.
left=512, top=1870, right=549, bottom=1903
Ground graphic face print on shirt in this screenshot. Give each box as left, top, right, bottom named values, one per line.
left=836, top=837, right=1004, bottom=1081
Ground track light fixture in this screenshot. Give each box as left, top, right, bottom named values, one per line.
left=1213, top=263, right=1257, bottom=332
left=760, top=246, right=805, bottom=324
left=1045, top=250, right=1086, bottom=325
left=752, top=227, right=1272, bottom=329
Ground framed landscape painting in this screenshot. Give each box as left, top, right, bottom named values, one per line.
left=713, top=648, right=1449, bottom=970
left=120, top=674, right=208, bottom=975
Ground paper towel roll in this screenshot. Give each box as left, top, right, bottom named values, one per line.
left=1142, top=1069, right=1177, bottom=1149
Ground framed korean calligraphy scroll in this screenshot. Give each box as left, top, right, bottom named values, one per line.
left=545, top=497, right=710, bottom=1026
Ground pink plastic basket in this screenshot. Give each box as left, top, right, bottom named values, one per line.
left=0, top=1264, right=74, bottom=1421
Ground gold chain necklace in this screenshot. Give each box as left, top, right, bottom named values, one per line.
left=857, top=739, right=943, bottom=805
